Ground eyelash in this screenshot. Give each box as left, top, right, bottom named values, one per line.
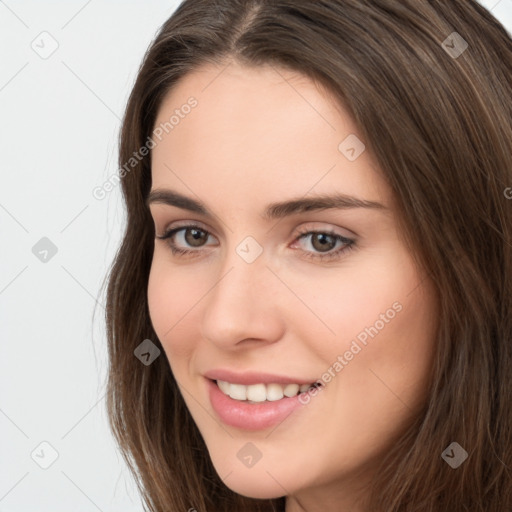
left=156, top=224, right=355, bottom=262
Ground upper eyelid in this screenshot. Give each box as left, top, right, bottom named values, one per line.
left=159, top=223, right=355, bottom=245
left=156, top=216, right=356, bottom=235
left=158, top=220, right=214, bottom=239
left=159, top=222, right=353, bottom=236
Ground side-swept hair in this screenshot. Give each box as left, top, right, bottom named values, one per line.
left=103, top=1, right=512, bottom=510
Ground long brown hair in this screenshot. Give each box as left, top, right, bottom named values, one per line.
left=102, top=1, right=512, bottom=510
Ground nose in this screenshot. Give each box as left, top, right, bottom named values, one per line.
left=200, top=245, right=285, bottom=350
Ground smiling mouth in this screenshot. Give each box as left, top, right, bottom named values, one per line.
left=214, top=379, right=322, bottom=403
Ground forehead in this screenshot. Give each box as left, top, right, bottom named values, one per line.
left=150, top=61, right=391, bottom=212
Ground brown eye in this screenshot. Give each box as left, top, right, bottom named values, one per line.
left=292, top=229, right=355, bottom=263
left=310, top=233, right=337, bottom=252
left=156, top=224, right=218, bottom=256
left=157, top=224, right=354, bottom=262
left=184, top=228, right=209, bottom=247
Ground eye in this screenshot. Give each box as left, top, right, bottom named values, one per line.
left=292, top=228, right=355, bottom=262
left=156, top=224, right=356, bottom=262
left=156, top=225, right=216, bottom=256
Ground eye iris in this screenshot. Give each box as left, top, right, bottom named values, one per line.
left=185, top=228, right=207, bottom=247
left=311, top=233, right=335, bottom=252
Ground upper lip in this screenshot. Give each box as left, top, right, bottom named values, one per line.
left=204, top=368, right=315, bottom=386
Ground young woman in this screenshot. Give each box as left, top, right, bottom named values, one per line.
left=103, top=1, right=512, bottom=510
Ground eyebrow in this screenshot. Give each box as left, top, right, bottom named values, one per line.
left=146, top=188, right=387, bottom=221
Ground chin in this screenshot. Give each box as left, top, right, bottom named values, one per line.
left=220, top=475, right=288, bottom=500
left=208, top=451, right=305, bottom=500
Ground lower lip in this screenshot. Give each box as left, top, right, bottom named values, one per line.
left=207, top=378, right=307, bottom=431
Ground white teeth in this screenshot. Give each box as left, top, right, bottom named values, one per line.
left=217, top=379, right=230, bottom=395
left=216, top=380, right=314, bottom=402
left=228, top=383, right=247, bottom=401
left=246, top=383, right=267, bottom=402
left=266, top=383, right=284, bottom=401
left=283, top=383, right=300, bottom=397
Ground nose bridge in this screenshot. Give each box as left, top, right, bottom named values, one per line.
left=213, top=232, right=268, bottom=303
left=207, top=238, right=265, bottom=319
left=200, top=236, right=282, bottom=347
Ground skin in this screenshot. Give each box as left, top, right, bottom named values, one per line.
left=147, top=60, right=439, bottom=512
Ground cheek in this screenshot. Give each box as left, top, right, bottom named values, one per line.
left=288, top=245, right=422, bottom=348
left=332, top=273, right=437, bottom=422
left=147, top=257, right=199, bottom=360
left=296, top=245, right=437, bottom=403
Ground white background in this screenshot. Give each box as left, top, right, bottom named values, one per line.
left=1, top=1, right=511, bottom=510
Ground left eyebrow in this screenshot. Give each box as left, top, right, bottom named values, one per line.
left=145, top=188, right=387, bottom=221
left=261, top=193, right=387, bottom=220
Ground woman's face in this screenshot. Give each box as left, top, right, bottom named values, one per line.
left=147, top=61, right=438, bottom=510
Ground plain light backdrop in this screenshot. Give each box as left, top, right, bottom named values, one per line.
left=1, top=1, right=511, bottom=510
